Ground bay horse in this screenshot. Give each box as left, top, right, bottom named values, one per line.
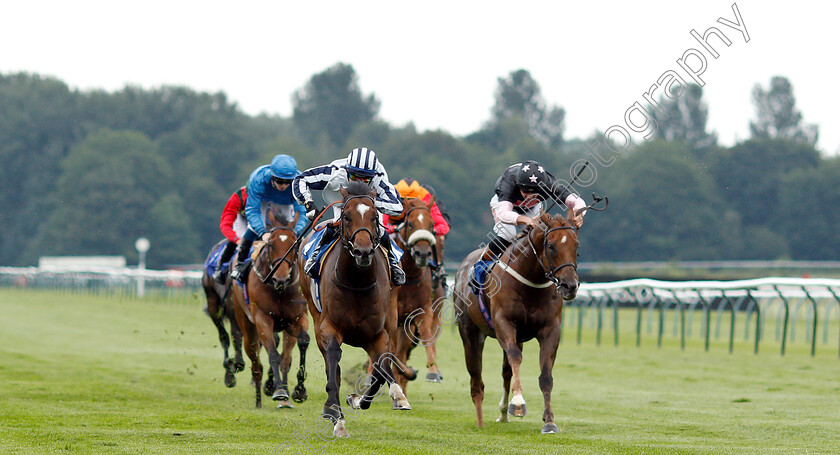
left=200, top=240, right=245, bottom=387
left=391, top=197, right=444, bottom=393
left=298, top=181, right=411, bottom=438
left=453, top=210, right=580, bottom=434
left=230, top=210, right=309, bottom=408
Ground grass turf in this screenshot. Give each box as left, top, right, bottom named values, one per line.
left=1, top=289, right=838, bottom=454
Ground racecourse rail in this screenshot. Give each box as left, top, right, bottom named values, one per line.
left=2, top=266, right=838, bottom=357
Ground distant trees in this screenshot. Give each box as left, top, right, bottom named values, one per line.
left=485, top=69, right=565, bottom=149
left=0, top=68, right=837, bottom=267
left=750, top=76, right=818, bottom=146
left=292, top=63, right=380, bottom=148
left=652, top=84, right=717, bottom=151
left=30, top=130, right=197, bottom=267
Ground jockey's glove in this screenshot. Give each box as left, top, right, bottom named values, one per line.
left=305, top=200, right=318, bottom=220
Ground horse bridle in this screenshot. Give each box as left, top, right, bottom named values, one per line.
left=526, top=223, right=578, bottom=291
left=395, top=205, right=434, bottom=250
left=255, top=226, right=298, bottom=292
left=339, top=195, right=381, bottom=257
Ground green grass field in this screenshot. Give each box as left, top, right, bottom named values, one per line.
left=1, top=289, right=839, bottom=454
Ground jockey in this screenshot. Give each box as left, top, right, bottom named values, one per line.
left=480, top=160, right=587, bottom=267
left=229, top=154, right=308, bottom=281
left=211, top=186, right=248, bottom=283
left=382, top=178, right=450, bottom=237
left=292, top=147, right=406, bottom=286
left=383, top=178, right=450, bottom=283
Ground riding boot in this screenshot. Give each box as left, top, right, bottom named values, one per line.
left=381, top=231, right=406, bottom=286
left=481, top=234, right=512, bottom=262
left=212, top=240, right=237, bottom=283
left=229, top=237, right=254, bottom=282
left=304, top=225, right=335, bottom=279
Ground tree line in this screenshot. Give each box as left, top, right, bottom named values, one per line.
left=0, top=65, right=835, bottom=268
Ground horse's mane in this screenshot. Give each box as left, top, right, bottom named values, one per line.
left=345, top=180, right=373, bottom=197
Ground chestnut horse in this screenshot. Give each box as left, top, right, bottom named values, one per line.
left=230, top=211, right=309, bottom=408
left=453, top=210, right=580, bottom=434
left=298, top=181, right=410, bottom=438
left=391, top=197, right=444, bottom=392
left=201, top=240, right=245, bottom=387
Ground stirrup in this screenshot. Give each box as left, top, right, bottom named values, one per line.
left=229, top=264, right=244, bottom=281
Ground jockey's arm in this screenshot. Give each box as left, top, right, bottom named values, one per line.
left=220, top=192, right=242, bottom=243
left=373, top=179, right=403, bottom=216
left=494, top=200, right=531, bottom=226
left=292, top=164, right=336, bottom=205
left=430, top=203, right=450, bottom=236
left=244, top=180, right=267, bottom=237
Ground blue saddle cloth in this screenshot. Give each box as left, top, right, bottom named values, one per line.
left=470, top=259, right=496, bottom=330
left=204, top=242, right=253, bottom=285
left=204, top=243, right=231, bottom=276
left=470, top=260, right=495, bottom=295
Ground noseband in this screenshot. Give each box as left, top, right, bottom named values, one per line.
left=527, top=224, right=578, bottom=291
left=395, top=205, right=436, bottom=251
left=255, top=226, right=298, bottom=292
left=340, top=195, right=381, bottom=257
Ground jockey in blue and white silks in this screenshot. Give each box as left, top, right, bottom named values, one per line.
left=292, top=147, right=406, bottom=285
left=292, top=149, right=403, bottom=221
left=229, top=154, right=307, bottom=281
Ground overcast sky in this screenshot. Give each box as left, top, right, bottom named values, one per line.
left=2, top=1, right=837, bottom=154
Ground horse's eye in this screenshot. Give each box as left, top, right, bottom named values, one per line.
left=548, top=243, right=556, bottom=251
left=407, top=222, right=413, bottom=229
left=343, top=214, right=351, bottom=222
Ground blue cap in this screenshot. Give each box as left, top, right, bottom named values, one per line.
left=270, top=155, right=299, bottom=179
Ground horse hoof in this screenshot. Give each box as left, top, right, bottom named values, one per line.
left=292, top=386, right=308, bottom=403
left=392, top=398, right=412, bottom=411
left=541, top=423, right=560, bottom=434
left=425, top=372, right=442, bottom=383
left=496, top=413, right=510, bottom=423
left=224, top=371, right=236, bottom=388
left=272, top=388, right=290, bottom=401
left=276, top=400, right=294, bottom=409
left=507, top=403, right=527, bottom=417
left=407, top=367, right=418, bottom=381
left=333, top=419, right=349, bottom=438
left=233, top=361, right=245, bottom=373
left=263, top=380, right=275, bottom=397
left=346, top=394, right=362, bottom=410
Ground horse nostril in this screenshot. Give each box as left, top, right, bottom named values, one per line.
left=353, top=248, right=363, bottom=257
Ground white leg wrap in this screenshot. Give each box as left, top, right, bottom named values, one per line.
left=389, top=382, right=403, bottom=399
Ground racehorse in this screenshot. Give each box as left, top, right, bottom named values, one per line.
left=298, top=181, right=411, bottom=438
left=390, top=197, right=444, bottom=393
left=453, top=210, right=581, bottom=434
left=200, top=240, right=245, bottom=387
left=230, top=210, right=309, bottom=408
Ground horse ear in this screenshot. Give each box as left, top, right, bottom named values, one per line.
left=266, top=208, right=278, bottom=228
left=426, top=194, right=435, bottom=210
left=340, top=186, right=349, bottom=198
left=369, top=187, right=377, bottom=199
left=566, top=207, right=577, bottom=223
